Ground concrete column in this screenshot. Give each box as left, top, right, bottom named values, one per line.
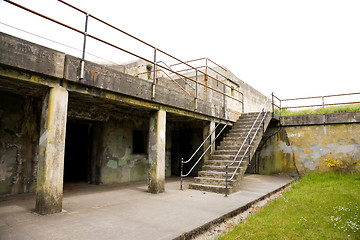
left=35, top=86, right=68, bottom=215
left=148, top=109, right=166, bottom=193
left=203, top=120, right=216, bottom=162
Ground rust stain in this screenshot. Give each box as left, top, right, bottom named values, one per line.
left=89, top=70, right=98, bottom=82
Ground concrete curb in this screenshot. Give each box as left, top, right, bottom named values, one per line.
left=173, top=179, right=296, bottom=240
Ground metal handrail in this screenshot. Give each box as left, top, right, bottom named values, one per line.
left=170, top=57, right=243, bottom=98
left=225, top=97, right=272, bottom=196
left=271, top=92, right=360, bottom=124
left=3, top=0, right=243, bottom=105
left=180, top=120, right=230, bottom=190
left=156, top=61, right=196, bottom=91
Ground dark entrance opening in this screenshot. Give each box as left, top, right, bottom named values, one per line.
left=64, top=121, right=91, bottom=182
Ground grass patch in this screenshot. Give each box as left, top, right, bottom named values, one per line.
left=275, top=103, right=360, bottom=116
left=218, top=173, right=360, bottom=240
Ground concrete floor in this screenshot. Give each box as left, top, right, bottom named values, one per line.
left=0, top=174, right=293, bottom=240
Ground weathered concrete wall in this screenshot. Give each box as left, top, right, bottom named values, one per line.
left=223, top=67, right=268, bottom=113
left=256, top=114, right=360, bottom=175
left=0, top=91, right=41, bottom=195
left=96, top=116, right=171, bottom=185
left=281, top=112, right=360, bottom=126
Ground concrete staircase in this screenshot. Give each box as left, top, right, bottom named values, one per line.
left=189, top=112, right=272, bottom=194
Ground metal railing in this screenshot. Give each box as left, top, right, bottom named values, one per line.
left=136, top=61, right=196, bottom=97
left=180, top=120, right=230, bottom=190
left=170, top=58, right=244, bottom=102
left=272, top=92, right=360, bottom=124
left=3, top=0, right=243, bottom=107
left=225, top=96, right=272, bottom=196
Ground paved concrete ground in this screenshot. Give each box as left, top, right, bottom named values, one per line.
left=0, top=174, right=293, bottom=240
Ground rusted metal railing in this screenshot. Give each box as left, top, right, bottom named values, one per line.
left=3, top=0, right=244, bottom=109
left=272, top=92, right=360, bottom=125
left=170, top=58, right=244, bottom=102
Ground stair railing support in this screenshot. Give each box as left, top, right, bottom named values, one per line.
left=248, top=134, right=251, bottom=165
left=180, top=158, right=184, bottom=190
left=180, top=121, right=229, bottom=189
left=224, top=96, right=273, bottom=196
left=271, top=92, right=274, bottom=118
left=225, top=165, right=228, bottom=197
left=262, top=108, right=265, bottom=134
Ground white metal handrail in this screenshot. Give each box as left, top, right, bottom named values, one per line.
left=180, top=120, right=230, bottom=189
left=225, top=96, right=272, bottom=195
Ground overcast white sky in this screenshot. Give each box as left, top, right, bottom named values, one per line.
left=0, top=0, right=359, bottom=102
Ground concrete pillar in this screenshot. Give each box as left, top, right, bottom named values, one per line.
left=203, top=121, right=216, bottom=162
left=35, top=86, right=68, bottom=215
left=148, top=109, right=166, bottom=193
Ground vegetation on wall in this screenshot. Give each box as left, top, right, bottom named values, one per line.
left=274, top=103, right=360, bottom=116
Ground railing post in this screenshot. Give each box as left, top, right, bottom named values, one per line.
left=180, top=157, right=184, bottom=190
left=242, top=93, right=244, bottom=113
left=279, top=99, right=282, bottom=125
left=322, top=96, right=325, bottom=125
left=80, top=13, right=89, bottom=80
left=223, top=84, right=226, bottom=117
left=225, top=165, right=228, bottom=197
left=271, top=92, right=274, bottom=118
left=152, top=48, right=157, bottom=99
left=262, top=109, right=265, bottom=134
left=248, top=135, right=251, bottom=165
left=195, top=70, right=198, bottom=110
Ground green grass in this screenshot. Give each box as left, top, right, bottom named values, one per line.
left=218, top=173, right=360, bottom=240
left=275, top=103, right=360, bottom=116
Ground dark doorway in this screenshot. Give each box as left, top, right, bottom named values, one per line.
left=171, top=129, right=202, bottom=176
left=64, top=121, right=91, bottom=182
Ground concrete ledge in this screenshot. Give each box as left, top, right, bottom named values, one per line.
left=64, top=55, right=226, bottom=120
left=281, top=112, right=360, bottom=126
left=0, top=32, right=65, bottom=79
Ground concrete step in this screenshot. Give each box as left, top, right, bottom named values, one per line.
left=193, top=177, right=231, bottom=186
left=188, top=183, right=230, bottom=194
left=228, top=129, right=258, bottom=135
left=188, top=111, right=271, bottom=195
left=202, top=165, right=238, bottom=172
left=205, top=159, right=247, bottom=167
left=210, top=154, right=244, bottom=161
left=212, top=150, right=240, bottom=155
left=198, top=171, right=240, bottom=179
left=217, top=145, right=243, bottom=150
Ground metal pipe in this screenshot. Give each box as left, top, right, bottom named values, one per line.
left=282, top=92, right=360, bottom=102
left=322, top=96, right=325, bottom=125
left=4, top=0, right=84, bottom=35
left=227, top=97, right=272, bottom=182
left=272, top=92, right=274, bottom=118
left=279, top=99, right=282, bottom=125
left=225, top=165, right=228, bottom=197
left=182, top=121, right=229, bottom=177
left=195, top=70, right=198, bottom=99
left=7, top=0, right=245, bottom=104
left=248, top=135, right=251, bottom=165
left=281, top=101, right=360, bottom=109
left=180, top=158, right=184, bottom=190
left=183, top=121, right=222, bottom=165
left=152, top=48, right=157, bottom=99
left=80, top=13, right=89, bottom=79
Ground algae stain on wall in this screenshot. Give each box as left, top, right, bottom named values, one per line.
left=99, top=117, right=171, bottom=184
left=259, top=123, right=360, bottom=175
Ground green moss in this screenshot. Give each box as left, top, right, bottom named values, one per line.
left=275, top=103, right=360, bottom=116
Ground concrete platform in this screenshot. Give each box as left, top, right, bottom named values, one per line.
left=0, top=174, right=294, bottom=240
